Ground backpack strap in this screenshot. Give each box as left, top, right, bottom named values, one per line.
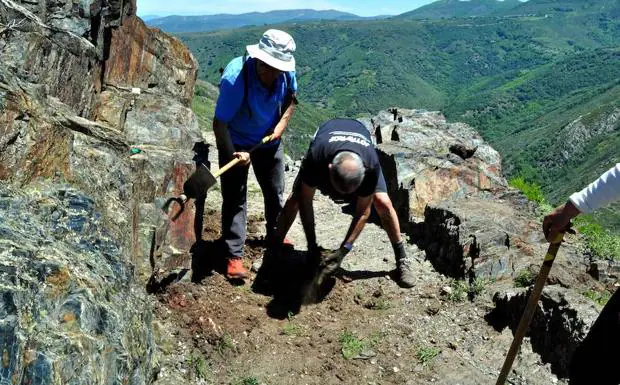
left=242, top=53, right=253, bottom=119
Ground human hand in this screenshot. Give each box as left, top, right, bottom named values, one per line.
left=270, top=124, right=286, bottom=141
left=320, top=246, right=350, bottom=276
left=542, top=201, right=580, bottom=243
left=233, top=151, right=251, bottom=166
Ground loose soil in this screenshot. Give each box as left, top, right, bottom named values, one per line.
left=150, top=136, right=570, bottom=385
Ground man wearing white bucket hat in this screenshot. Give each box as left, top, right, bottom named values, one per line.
left=213, top=29, right=298, bottom=280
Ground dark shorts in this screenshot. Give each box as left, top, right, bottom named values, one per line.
left=294, top=167, right=387, bottom=203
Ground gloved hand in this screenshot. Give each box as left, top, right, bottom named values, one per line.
left=320, top=246, right=350, bottom=276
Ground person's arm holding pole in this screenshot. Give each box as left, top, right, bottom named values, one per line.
left=496, top=162, right=620, bottom=385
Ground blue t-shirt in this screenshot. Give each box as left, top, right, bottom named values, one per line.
left=215, top=56, right=298, bottom=148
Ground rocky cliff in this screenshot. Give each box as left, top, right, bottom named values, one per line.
left=0, top=1, right=202, bottom=383
left=0, top=3, right=610, bottom=383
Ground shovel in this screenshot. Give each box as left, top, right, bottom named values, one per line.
left=162, top=135, right=273, bottom=220
left=495, top=230, right=568, bottom=385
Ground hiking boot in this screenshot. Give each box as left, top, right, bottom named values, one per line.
left=226, top=258, right=248, bottom=280
left=395, top=257, right=415, bottom=288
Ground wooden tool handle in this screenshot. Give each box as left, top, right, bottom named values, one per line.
left=211, top=135, right=273, bottom=179
left=213, top=157, right=240, bottom=178
left=495, top=232, right=565, bottom=385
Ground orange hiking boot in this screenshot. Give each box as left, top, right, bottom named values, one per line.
left=226, top=258, right=248, bottom=279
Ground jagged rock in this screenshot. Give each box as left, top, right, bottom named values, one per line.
left=417, top=196, right=543, bottom=280
left=103, top=16, right=198, bottom=107
left=588, top=259, right=620, bottom=285
left=373, top=109, right=506, bottom=222
left=123, top=94, right=201, bottom=148
left=0, top=0, right=204, bottom=381
left=489, top=286, right=599, bottom=378
left=449, top=143, right=477, bottom=159
left=366, top=109, right=553, bottom=281
left=0, top=185, right=154, bottom=384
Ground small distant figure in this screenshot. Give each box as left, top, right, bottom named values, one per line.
left=375, top=124, right=383, bottom=144
left=398, top=116, right=403, bottom=123
left=390, top=108, right=398, bottom=121
left=391, top=126, right=400, bottom=142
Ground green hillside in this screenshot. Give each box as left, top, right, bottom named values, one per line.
left=397, top=0, right=522, bottom=19
left=183, top=1, right=619, bottom=229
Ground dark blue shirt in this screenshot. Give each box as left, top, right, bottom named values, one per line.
left=300, top=119, right=381, bottom=198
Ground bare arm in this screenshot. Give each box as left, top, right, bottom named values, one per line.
left=271, top=94, right=296, bottom=140
left=342, top=195, right=373, bottom=246
left=297, top=181, right=317, bottom=249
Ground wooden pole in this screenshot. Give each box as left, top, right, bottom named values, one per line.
left=495, top=232, right=565, bottom=385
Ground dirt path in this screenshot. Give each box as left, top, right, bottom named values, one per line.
left=150, top=135, right=567, bottom=385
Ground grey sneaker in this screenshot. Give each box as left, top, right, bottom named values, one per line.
left=396, top=257, right=415, bottom=288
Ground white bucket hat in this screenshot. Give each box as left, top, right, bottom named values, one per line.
left=246, top=29, right=296, bottom=72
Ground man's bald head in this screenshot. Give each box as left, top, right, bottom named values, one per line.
left=329, top=151, right=365, bottom=194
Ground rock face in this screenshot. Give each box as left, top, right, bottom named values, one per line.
left=365, top=109, right=545, bottom=280
left=0, top=185, right=154, bottom=385
left=0, top=0, right=203, bottom=382
left=489, top=286, right=600, bottom=377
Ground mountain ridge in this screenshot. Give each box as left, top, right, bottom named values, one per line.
left=397, top=0, right=524, bottom=19
left=182, top=2, right=619, bottom=228
left=146, top=9, right=367, bottom=33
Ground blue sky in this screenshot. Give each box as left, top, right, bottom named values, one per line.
left=136, top=0, right=438, bottom=17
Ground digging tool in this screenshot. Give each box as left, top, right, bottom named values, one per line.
left=495, top=231, right=567, bottom=385
left=301, top=246, right=345, bottom=304
left=162, top=135, right=273, bottom=220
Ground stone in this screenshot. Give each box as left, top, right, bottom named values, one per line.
left=489, top=286, right=600, bottom=378
left=373, top=109, right=506, bottom=224
left=418, top=197, right=540, bottom=280
left=0, top=0, right=203, bottom=382
left=0, top=185, right=155, bottom=384
left=103, top=16, right=198, bottom=107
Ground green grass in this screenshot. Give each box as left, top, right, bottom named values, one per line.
left=583, top=289, right=612, bottom=306
left=338, top=330, right=378, bottom=360
left=510, top=178, right=620, bottom=261
left=447, top=280, right=469, bottom=302
left=282, top=312, right=304, bottom=337
left=192, top=80, right=218, bottom=131
left=509, top=177, right=546, bottom=204
left=574, top=215, right=620, bottom=261
left=215, top=332, right=235, bottom=356
left=233, top=377, right=260, bottom=385
left=446, top=278, right=489, bottom=302
left=187, top=350, right=210, bottom=381
left=469, top=277, right=488, bottom=297
left=514, top=269, right=537, bottom=288
left=417, top=346, right=441, bottom=366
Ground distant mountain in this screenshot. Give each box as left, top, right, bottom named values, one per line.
left=140, top=14, right=161, bottom=21
left=146, top=9, right=363, bottom=33
left=397, top=0, right=523, bottom=19
left=181, top=1, right=619, bottom=228
left=497, top=0, right=620, bottom=17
